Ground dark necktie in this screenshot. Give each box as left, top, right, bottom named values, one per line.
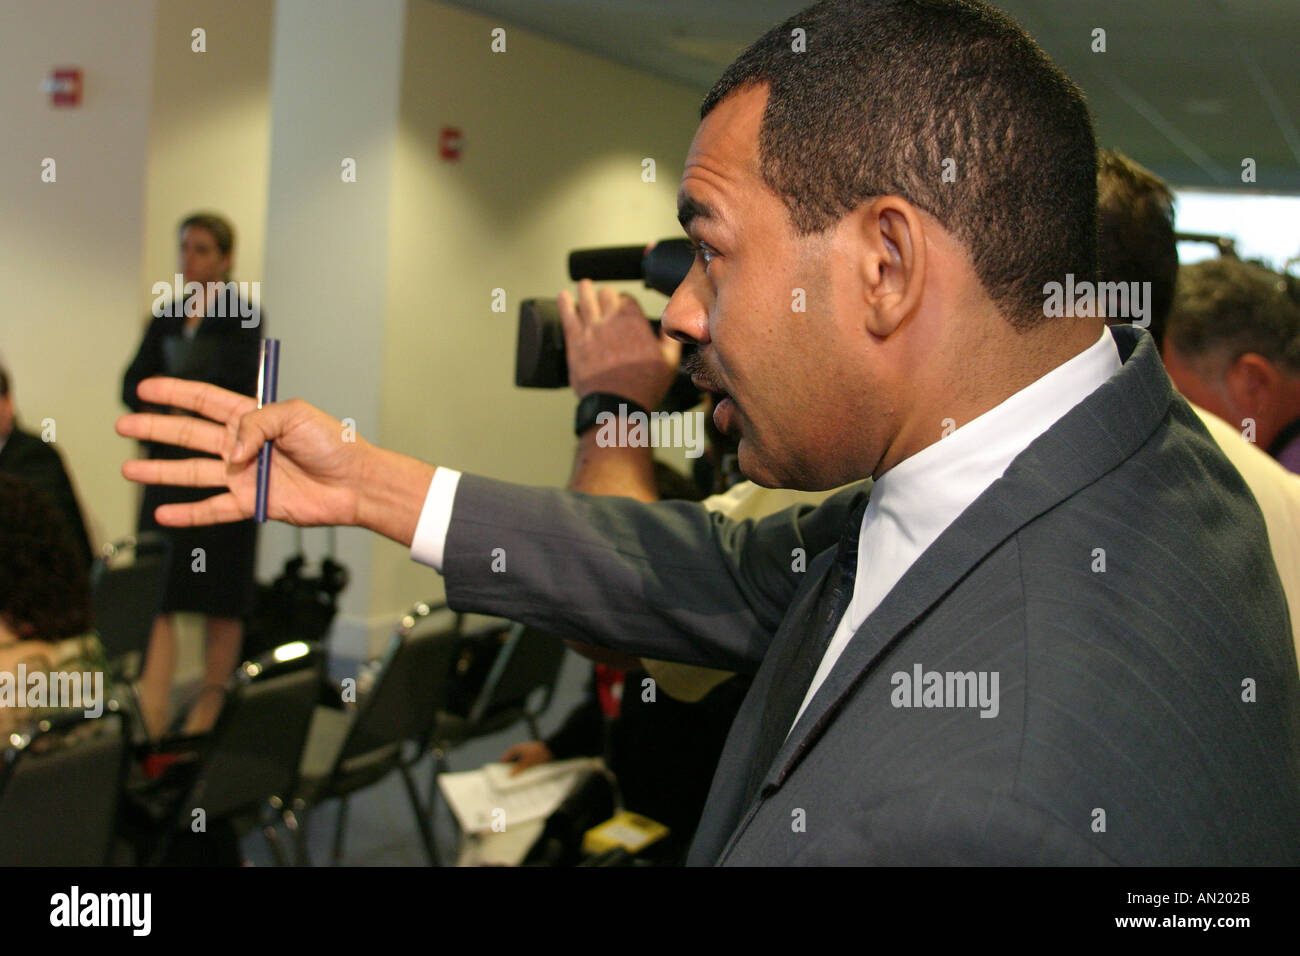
left=742, top=494, right=869, bottom=808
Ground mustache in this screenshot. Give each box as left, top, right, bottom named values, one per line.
left=683, top=351, right=727, bottom=395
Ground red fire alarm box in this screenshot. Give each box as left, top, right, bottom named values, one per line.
left=45, top=68, right=82, bottom=107
left=439, top=126, right=463, bottom=161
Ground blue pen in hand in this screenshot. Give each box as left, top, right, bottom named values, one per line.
left=254, top=339, right=280, bottom=523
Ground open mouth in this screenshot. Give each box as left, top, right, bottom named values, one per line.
left=698, top=385, right=738, bottom=434
left=686, top=355, right=736, bottom=428
left=690, top=373, right=728, bottom=401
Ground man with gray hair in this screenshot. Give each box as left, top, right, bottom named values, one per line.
left=1097, top=147, right=1300, bottom=669
left=1162, top=257, right=1300, bottom=472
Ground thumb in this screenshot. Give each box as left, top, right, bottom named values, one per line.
left=226, top=402, right=293, bottom=464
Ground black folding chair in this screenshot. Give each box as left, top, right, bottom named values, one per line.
left=0, top=710, right=128, bottom=865
left=90, top=533, right=169, bottom=684
left=434, top=620, right=566, bottom=754
left=425, top=621, right=568, bottom=854
left=125, top=642, right=323, bottom=865
left=286, top=602, right=462, bottom=865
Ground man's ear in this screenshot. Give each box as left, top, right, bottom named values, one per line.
left=1224, top=352, right=1279, bottom=420
left=853, top=197, right=926, bottom=337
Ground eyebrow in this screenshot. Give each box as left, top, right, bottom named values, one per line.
left=677, top=194, right=719, bottom=232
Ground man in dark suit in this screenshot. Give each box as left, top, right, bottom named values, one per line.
left=117, top=0, right=1300, bottom=864
left=0, top=366, right=94, bottom=568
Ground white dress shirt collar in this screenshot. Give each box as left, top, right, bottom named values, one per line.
left=792, top=325, right=1122, bottom=731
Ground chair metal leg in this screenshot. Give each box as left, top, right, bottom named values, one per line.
left=400, top=763, right=440, bottom=866
left=331, top=796, right=349, bottom=865
left=283, top=805, right=311, bottom=866
left=263, top=822, right=289, bottom=866
left=428, top=745, right=449, bottom=816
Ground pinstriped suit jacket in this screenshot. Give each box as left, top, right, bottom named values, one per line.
left=443, top=325, right=1300, bottom=864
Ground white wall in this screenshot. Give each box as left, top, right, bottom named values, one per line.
left=0, top=0, right=273, bottom=554
left=259, top=0, right=408, bottom=660
left=139, top=0, right=272, bottom=315
left=0, top=0, right=158, bottom=551
left=0, top=0, right=705, bottom=662
left=365, top=0, right=701, bottom=646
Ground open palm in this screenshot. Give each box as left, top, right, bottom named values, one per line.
left=117, top=377, right=367, bottom=528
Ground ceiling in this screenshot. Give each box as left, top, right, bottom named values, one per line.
left=443, top=0, right=1300, bottom=192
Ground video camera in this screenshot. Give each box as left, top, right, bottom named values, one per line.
left=514, top=239, right=700, bottom=410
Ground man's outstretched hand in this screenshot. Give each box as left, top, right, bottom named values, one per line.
left=116, top=377, right=436, bottom=547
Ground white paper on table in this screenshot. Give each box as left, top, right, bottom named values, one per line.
left=438, top=757, right=604, bottom=835
left=456, top=820, right=547, bottom=867
left=483, top=758, right=601, bottom=792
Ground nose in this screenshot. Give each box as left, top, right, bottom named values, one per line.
left=662, top=260, right=711, bottom=347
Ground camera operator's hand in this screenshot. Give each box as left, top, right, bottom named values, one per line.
left=558, top=277, right=681, bottom=410
left=116, top=376, right=435, bottom=546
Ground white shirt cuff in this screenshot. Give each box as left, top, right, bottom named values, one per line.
left=409, top=467, right=462, bottom=572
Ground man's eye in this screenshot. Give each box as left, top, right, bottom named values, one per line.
left=692, top=241, right=718, bottom=269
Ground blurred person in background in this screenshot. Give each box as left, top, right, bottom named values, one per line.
left=0, top=365, right=93, bottom=568
left=121, top=212, right=261, bottom=738
left=1097, top=148, right=1300, bottom=667
left=1162, top=257, right=1300, bottom=472
left=0, top=475, right=108, bottom=738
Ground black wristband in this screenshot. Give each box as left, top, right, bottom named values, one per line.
left=574, top=393, right=649, bottom=436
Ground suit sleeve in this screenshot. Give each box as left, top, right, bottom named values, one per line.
left=203, top=318, right=261, bottom=398
left=42, top=448, right=93, bottom=568
left=441, top=474, right=868, bottom=673
left=122, top=316, right=165, bottom=412
left=9, top=438, right=94, bottom=568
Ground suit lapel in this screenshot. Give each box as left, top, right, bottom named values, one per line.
left=713, top=325, right=1169, bottom=863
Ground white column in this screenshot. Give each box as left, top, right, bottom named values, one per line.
left=261, top=0, right=407, bottom=661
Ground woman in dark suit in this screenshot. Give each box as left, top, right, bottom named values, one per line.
left=122, top=212, right=261, bottom=737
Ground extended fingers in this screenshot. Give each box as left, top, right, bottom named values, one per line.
left=122, top=456, right=229, bottom=488
left=557, top=288, right=580, bottom=340
left=116, top=411, right=230, bottom=457
left=577, top=278, right=600, bottom=324
left=154, top=492, right=248, bottom=527
left=134, top=377, right=257, bottom=423
left=596, top=285, right=620, bottom=317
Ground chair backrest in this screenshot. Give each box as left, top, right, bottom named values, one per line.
left=175, top=644, right=323, bottom=821
left=335, top=603, right=462, bottom=766
left=468, top=623, right=567, bottom=725
left=0, top=711, right=126, bottom=865
left=89, top=533, right=169, bottom=662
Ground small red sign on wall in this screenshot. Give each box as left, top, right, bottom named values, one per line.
left=46, top=68, right=82, bottom=107
left=439, top=126, right=463, bottom=161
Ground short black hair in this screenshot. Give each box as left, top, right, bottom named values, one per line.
left=701, top=0, right=1098, bottom=331
left=0, top=365, right=8, bottom=397
left=0, top=475, right=92, bottom=640
left=1096, top=148, right=1178, bottom=346
left=1166, top=258, right=1300, bottom=375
